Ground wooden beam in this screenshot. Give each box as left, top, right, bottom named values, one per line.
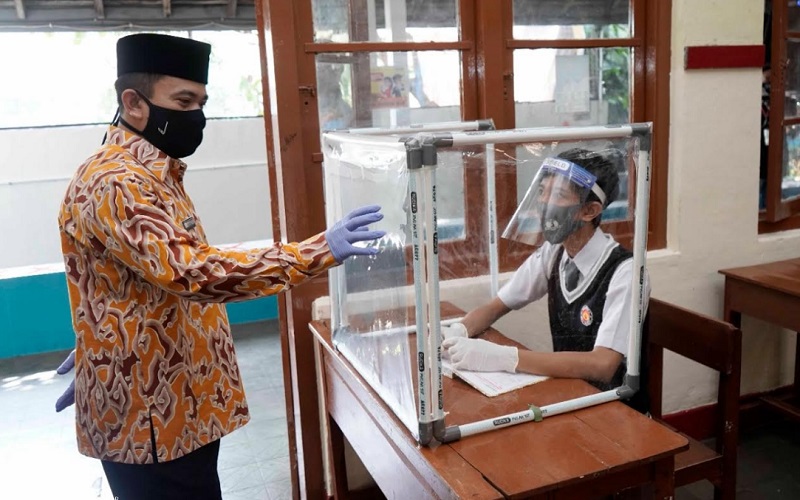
left=305, top=40, right=469, bottom=54
left=93, top=0, right=104, bottom=18
left=13, top=0, right=24, bottom=20
left=226, top=0, right=236, bottom=18
left=258, top=0, right=328, bottom=497
left=162, top=0, right=171, bottom=17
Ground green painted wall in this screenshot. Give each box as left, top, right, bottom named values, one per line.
left=0, top=272, right=278, bottom=359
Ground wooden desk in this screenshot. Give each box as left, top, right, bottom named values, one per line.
left=310, top=319, right=688, bottom=499
left=720, top=258, right=800, bottom=420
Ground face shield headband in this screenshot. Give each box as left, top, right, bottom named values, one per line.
left=540, top=157, right=606, bottom=205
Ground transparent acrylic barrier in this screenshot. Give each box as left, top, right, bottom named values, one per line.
left=323, top=131, right=496, bottom=436
left=323, top=124, right=648, bottom=441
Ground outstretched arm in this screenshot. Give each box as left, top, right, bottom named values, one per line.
left=77, top=174, right=383, bottom=303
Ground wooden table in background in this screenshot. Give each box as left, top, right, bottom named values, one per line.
left=720, top=258, right=800, bottom=420
left=310, top=311, right=688, bottom=499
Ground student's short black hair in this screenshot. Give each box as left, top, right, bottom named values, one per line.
left=556, top=147, right=623, bottom=227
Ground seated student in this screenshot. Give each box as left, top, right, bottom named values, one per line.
left=442, top=148, right=650, bottom=405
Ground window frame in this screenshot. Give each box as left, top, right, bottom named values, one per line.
left=493, top=0, right=656, bottom=270
left=761, top=0, right=800, bottom=232
left=304, top=0, right=669, bottom=269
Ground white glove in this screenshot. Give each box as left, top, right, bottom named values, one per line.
left=442, top=337, right=519, bottom=373
left=441, top=322, right=468, bottom=340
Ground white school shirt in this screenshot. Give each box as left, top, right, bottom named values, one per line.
left=497, top=228, right=650, bottom=356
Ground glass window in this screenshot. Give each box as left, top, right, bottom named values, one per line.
left=434, top=150, right=469, bottom=242
left=312, top=0, right=458, bottom=43
left=783, top=124, right=800, bottom=201
left=190, top=31, right=264, bottom=119
left=513, top=47, right=631, bottom=128
left=315, top=50, right=461, bottom=131
left=785, top=39, right=800, bottom=120
left=512, top=0, right=631, bottom=40
left=789, top=2, right=800, bottom=31
left=0, top=30, right=262, bottom=129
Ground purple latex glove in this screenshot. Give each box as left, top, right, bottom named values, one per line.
left=55, top=350, right=75, bottom=412
left=325, top=205, right=386, bottom=262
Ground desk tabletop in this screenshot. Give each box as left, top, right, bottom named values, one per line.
left=719, top=257, right=800, bottom=297
left=310, top=317, right=688, bottom=498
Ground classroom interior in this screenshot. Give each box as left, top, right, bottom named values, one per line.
left=1, top=0, right=800, bottom=498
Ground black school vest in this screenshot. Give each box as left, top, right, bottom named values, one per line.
left=548, top=244, right=632, bottom=392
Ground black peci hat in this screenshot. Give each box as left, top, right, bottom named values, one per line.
left=117, top=33, right=211, bottom=84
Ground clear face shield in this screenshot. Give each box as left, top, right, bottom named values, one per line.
left=502, top=157, right=607, bottom=247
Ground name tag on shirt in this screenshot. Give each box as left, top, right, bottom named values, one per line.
left=182, top=217, right=196, bottom=230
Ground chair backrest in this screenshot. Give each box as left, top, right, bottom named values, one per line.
left=645, top=298, right=742, bottom=453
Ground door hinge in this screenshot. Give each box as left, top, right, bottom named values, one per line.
left=298, top=85, right=317, bottom=97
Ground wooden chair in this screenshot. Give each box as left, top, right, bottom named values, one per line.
left=645, top=298, right=742, bottom=500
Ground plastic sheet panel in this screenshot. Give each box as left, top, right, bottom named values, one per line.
left=322, top=124, right=648, bottom=440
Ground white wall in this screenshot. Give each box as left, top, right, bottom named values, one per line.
left=647, top=0, right=797, bottom=411
left=0, top=117, right=272, bottom=269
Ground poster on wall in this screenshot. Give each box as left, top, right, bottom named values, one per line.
left=554, top=54, right=591, bottom=115
left=371, top=67, right=409, bottom=109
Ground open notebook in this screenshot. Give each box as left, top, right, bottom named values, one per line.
left=442, top=360, right=548, bottom=397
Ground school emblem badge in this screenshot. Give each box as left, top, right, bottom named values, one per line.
left=580, top=305, right=593, bottom=326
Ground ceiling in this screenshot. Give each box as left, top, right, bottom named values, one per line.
left=0, top=0, right=256, bottom=31
left=0, top=0, right=628, bottom=32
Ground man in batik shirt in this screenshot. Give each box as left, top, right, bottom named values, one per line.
left=54, top=33, right=383, bottom=499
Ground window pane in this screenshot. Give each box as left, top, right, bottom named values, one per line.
left=514, top=48, right=631, bottom=128
left=315, top=51, right=461, bottom=131
left=190, top=31, right=264, bottom=119
left=436, top=151, right=468, bottom=241
left=783, top=124, right=800, bottom=201
left=512, top=0, right=631, bottom=40
left=312, top=0, right=458, bottom=43
left=785, top=39, right=800, bottom=120
left=789, top=3, right=800, bottom=32
left=0, top=30, right=262, bottom=129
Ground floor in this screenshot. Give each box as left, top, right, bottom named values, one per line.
left=676, top=420, right=800, bottom=499
left=0, top=320, right=290, bottom=500
left=1, top=320, right=799, bottom=499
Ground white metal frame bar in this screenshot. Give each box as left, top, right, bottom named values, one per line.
left=446, top=125, right=638, bottom=146
left=347, top=120, right=493, bottom=135
left=421, top=164, right=445, bottom=426
left=409, top=166, right=433, bottom=440
left=486, top=144, right=499, bottom=296
left=625, top=147, right=651, bottom=379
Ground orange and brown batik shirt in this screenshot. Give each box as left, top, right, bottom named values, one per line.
left=59, top=125, right=336, bottom=464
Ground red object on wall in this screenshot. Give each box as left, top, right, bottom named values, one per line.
left=684, top=45, right=765, bottom=70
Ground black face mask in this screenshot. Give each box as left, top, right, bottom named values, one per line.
left=119, top=91, right=206, bottom=159
left=540, top=203, right=585, bottom=244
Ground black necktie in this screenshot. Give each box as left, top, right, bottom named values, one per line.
left=564, top=259, right=580, bottom=292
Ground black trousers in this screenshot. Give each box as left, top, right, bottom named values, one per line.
left=101, top=440, right=222, bottom=500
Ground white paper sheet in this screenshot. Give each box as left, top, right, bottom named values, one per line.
left=442, top=360, right=548, bottom=397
